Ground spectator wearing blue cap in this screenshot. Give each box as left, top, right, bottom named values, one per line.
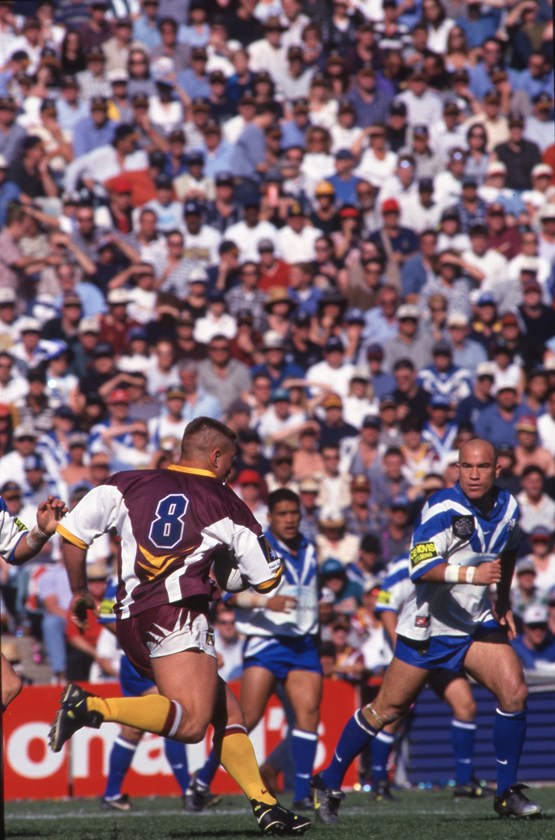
left=204, top=172, right=242, bottom=233
left=181, top=200, right=222, bottom=267
left=326, top=149, right=361, bottom=207
left=306, top=337, right=356, bottom=400
left=22, top=452, right=61, bottom=508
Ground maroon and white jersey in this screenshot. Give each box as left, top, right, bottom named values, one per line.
left=57, top=466, right=278, bottom=619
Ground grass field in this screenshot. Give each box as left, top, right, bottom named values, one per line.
left=6, top=788, right=555, bottom=840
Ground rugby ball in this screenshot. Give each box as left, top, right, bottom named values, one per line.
left=211, top=545, right=250, bottom=593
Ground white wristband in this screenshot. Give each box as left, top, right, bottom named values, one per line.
left=234, top=591, right=266, bottom=609
left=25, top=525, right=49, bottom=552
left=444, top=565, right=459, bottom=583
left=465, top=566, right=476, bottom=584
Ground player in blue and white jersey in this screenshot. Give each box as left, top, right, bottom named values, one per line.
left=373, top=553, right=490, bottom=800
left=190, top=488, right=322, bottom=810
left=0, top=493, right=67, bottom=709
left=311, top=439, right=542, bottom=821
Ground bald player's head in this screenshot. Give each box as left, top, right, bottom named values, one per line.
left=458, top=438, right=497, bottom=465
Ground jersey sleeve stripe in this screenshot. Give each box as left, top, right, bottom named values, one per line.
left=56, top=523, right=89, bottom=550
left=411, top=556, right=444, bottom=582
left=252, top=564, right=283, bottom=593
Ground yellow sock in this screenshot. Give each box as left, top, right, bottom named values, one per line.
left=218, top=729, right=277, bottom=805
left=87, top=694, right=181, bottom=737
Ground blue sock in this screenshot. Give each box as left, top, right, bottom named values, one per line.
left=292, top=728, right=318, bottom=801
left=451, top=719, right=476, bottom=786
left=372, top=731, right=395, bottom=786
left=320, top=709, right=378, bottom=789
left=196, top=747, right=220, bottom=788
left=493, top=707, right=527, bottom=795
left=164, top=739, right=190, bottom=794
left=104, top=736, right=137, bottom=799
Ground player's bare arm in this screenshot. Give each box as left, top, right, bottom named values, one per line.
left=13, top=496, right=68, bottom=564
left=416, top=559, right=502, bottom=586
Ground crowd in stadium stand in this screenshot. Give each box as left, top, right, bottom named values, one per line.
left=0, top=0, right=554, bottom=691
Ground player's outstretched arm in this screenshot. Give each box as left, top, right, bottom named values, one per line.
left=12, top=496, right=68, bottom=565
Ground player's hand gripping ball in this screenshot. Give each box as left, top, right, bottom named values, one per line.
left=211, top=545, right=250, bottom=592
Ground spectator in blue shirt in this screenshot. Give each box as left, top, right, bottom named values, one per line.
left=512, top=604, right=555, bottom=670
left=133, top=0, right=162, bottom=51
left=72, top=97, right=117, bottom=158
left=327, top=150, right=361, bottom=207
left=346, top=65, right=393, bottom=128
left=474, top=380, right=527, bottom=448
left=177, top=46, right=210, bottom=100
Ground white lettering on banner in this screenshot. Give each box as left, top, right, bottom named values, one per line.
left=7, top=724, right=65, bottom=779
left=134, top=734, right=172, bottom=776
left=72, top=723, right=120, bottom=777
left=315, top=722, right=326, bottom=769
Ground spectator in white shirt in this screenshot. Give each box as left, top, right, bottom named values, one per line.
left=396, top=68, right=443, bottom=127
left=277, top=200, right=320, bottom=263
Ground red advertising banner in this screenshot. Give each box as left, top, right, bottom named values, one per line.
left=3, top=680, right=358, bottom=800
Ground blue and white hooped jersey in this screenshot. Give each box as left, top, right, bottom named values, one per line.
left=0, top=497, right=28, bottom=563
left=234, top=529, right=319, bottom=640
left=396, top=483, right=520, bottom=641
left=375, top=553, right=412, bottom=618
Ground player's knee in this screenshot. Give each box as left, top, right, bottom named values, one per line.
left=175, top=717, right=210, bottom=744
left=498, top=677, right=528, bottom=712
left=451, top=695, right=476, bottom=722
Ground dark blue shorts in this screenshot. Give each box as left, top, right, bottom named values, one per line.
left=243, top=635, right=322, bottom=680
left=395, top=620, right=502, bottom=672
left=120, top=653, right=155, bottom=697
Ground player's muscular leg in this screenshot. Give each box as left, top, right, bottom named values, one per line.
left=284, top=670, right=322, bottom=732
left=239, top=666, right=277, bottom=731
left=362, top=657, right=430, bottom=729
left=463, top=635, right=528, bottom=712
left=151, top=650, right=220, bottom=742
left=430, top=672, right=476, bottom=722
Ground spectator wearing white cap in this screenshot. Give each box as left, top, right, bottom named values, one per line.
left=477, top=160, right=526, bottom=219
left=511, top=604, right=555, bottom=671
left=445, top=311, right=488, bottom=374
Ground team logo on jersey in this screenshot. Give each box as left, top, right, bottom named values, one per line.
left=377, top=590, right=391, bottom=606
left=410, top=541, right=437, bottom=567
left=13, top=517, right=27, bottom=533
left=452, top=515, right=475, bottom=538
left=205, top=630, right=215, bottom=647
left=415, top=615, right=430, bottom=628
